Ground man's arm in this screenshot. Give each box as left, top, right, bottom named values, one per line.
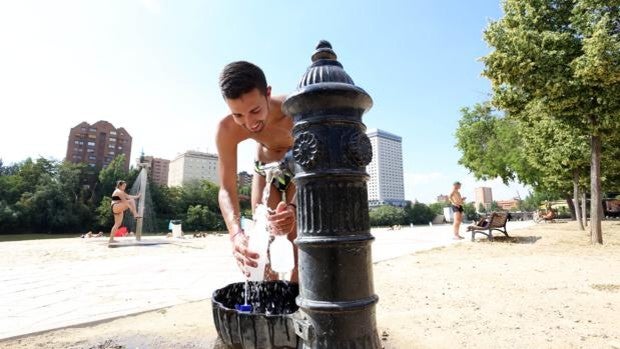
left=216, top=118, right=242, bottom=238
left=216, top=118, right=258, bottom=275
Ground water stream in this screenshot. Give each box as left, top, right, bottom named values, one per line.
left=123, top=167, right=158, bottom=234
left=239, top=164, right=285, bottom=313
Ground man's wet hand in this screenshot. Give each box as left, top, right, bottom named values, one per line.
left=231, top=232, right=260, bottom=276
left=268, top=201, right=295, bottom=236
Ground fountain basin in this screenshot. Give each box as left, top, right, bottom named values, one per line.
left=212, top=281, right=299, bottom=349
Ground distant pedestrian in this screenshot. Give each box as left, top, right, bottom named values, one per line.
left=449, top=181, right=466, bottom=240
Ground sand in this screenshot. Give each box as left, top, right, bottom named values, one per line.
left=2, top=221, right=620, bottom=349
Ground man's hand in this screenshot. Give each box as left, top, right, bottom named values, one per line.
left=231, top=232, right=260, bottom=277
left=268, top=201, right=296, bottom=236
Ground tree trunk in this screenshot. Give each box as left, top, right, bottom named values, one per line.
left=590, top=135, right=603, bottom=244
left=565, top=195, right=576, bottom=220
left=573, top=169, right=584, bottom=230
left=582, top=192, right=587, bottom=227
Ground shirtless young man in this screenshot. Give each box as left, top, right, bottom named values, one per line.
left=216, top=61, right=297, bottom=281
left=449, top=181, right=466, bottom=240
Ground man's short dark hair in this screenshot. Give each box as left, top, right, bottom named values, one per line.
left=219, top=61, right=268, bottom=99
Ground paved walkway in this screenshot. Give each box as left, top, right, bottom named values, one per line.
left=0, top=221, right=533, bottom=340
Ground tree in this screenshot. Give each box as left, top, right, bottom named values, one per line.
left=96, top=154, right=138, bottom=204
left=429, top=202, right=449, bottom=215
left=369, top=205, right=406, bottom=227
left=184, top=204, right=224, bottom=232
left=482, top=0, right=620, bottom=243
left=490, top=201, right=501, bottom=212
left=455, top=103, right=534, bottom=184
left=406, top=202, right=436, bottom=225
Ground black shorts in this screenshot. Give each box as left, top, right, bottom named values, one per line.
left=452, top=205, right=463, bottom=213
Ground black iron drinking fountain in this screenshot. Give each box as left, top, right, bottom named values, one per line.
left=212, top=40, right=380, bottom=349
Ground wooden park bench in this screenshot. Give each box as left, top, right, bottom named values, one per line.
left=467, top=212, right=510, bottom=242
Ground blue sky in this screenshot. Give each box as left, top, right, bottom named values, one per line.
left=0, top=0, right=528, bottom=203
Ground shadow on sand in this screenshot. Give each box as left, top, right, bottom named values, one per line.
left=481, top=235, right=542, bottom=244
left=106, top=240, right=171, bottom=248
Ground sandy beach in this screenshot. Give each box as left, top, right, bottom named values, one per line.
left=2, top=221, right=620, bottom=349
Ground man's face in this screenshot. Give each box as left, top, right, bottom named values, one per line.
left=226, top=87, right=271, bottom=133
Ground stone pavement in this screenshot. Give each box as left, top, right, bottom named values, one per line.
left=0, top=221, right=533, bottom=340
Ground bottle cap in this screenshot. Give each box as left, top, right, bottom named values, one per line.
left=235, top=303, right=252, bottom=312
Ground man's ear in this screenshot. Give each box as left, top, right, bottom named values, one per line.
left=266, top=85, right=272, bottom=98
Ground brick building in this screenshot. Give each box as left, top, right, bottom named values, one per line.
left=66, top=121, right=132, bottom=171
left=136, top=155, right=170, bottom=186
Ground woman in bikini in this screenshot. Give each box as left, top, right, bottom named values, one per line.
left=109, top=180, right=141, bottom=244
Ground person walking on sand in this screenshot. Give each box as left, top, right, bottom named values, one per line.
left=108, top=180, right=141, bottom=245
left=450, top=181, right=466, bottom=240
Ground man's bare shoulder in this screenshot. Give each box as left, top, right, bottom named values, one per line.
left=269, top=95, right=291, bottom=119
left=271, top=94, right=287, bottom=104
left=216, top=115, right=245, bottom=145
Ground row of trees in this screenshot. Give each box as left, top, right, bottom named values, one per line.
left=0, top=155, right=229, bottom=234
left=456, top=0, right=619, bottom=244
left=369, top=201, right=480, bottom=227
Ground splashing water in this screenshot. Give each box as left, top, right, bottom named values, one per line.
left=238, top=164, right=286, bottom=312
left=123, top=167, right=158, bottom=234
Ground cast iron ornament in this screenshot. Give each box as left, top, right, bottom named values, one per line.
left=346, top=130, right=372, bottom=167
left=293, top=131, right=321, bottom=170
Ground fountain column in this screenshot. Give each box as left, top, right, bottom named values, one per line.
left=135, top=164, right=148, bottom=241
left=282, top=41, right=380, bottom=349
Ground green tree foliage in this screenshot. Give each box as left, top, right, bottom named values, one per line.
left=96, top=154, right=138, bottom=203
left=184, top=204, right=225, bottom=232
left=5, top=159, right=92, bottom=233
left=406, top=202, right=436, bottom=225
left=369, top=205, right=407, bottom=227
left=0, top=155, right=229, bottom=234
left=369, top=203, right=438, bottom=227
left=463, top=202, right=480, bottom=221
left=455, top=103, right=533, bottom=184
left=482, top=0, right=620, bottom=243
left=489, top=201, right=501, bottom=212
left=428, top=202, right=449, bottom=215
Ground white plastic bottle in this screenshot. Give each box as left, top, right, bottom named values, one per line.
left=246, top=204, right=270, bottom=281
left=269, top=234, right=295, bottom=275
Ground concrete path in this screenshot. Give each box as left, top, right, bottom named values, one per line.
left=0, top=221, right=533, bottom=340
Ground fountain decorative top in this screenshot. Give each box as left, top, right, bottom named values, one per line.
left=297, top=40, right=354, bottom=88
left=283, top=40, right=372, bottom=116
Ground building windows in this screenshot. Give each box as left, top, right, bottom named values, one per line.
left=88, top=141, right=96, bottom=147
left=110, top=131, right=117, bottom=135
left=87, top=148, right=94, bottom=153
left=108, top=144, right=115, bottom=149
left=74, top=140, right=79, bottom=144
left=108, top=151, right=115, bottom=155
left=89, top=128, right=97, bottom=132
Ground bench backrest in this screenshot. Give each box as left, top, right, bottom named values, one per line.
left=488, top=212, right=508, bottom=228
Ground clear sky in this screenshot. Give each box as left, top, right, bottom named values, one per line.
left=0, top=0, right=529, bottom=203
